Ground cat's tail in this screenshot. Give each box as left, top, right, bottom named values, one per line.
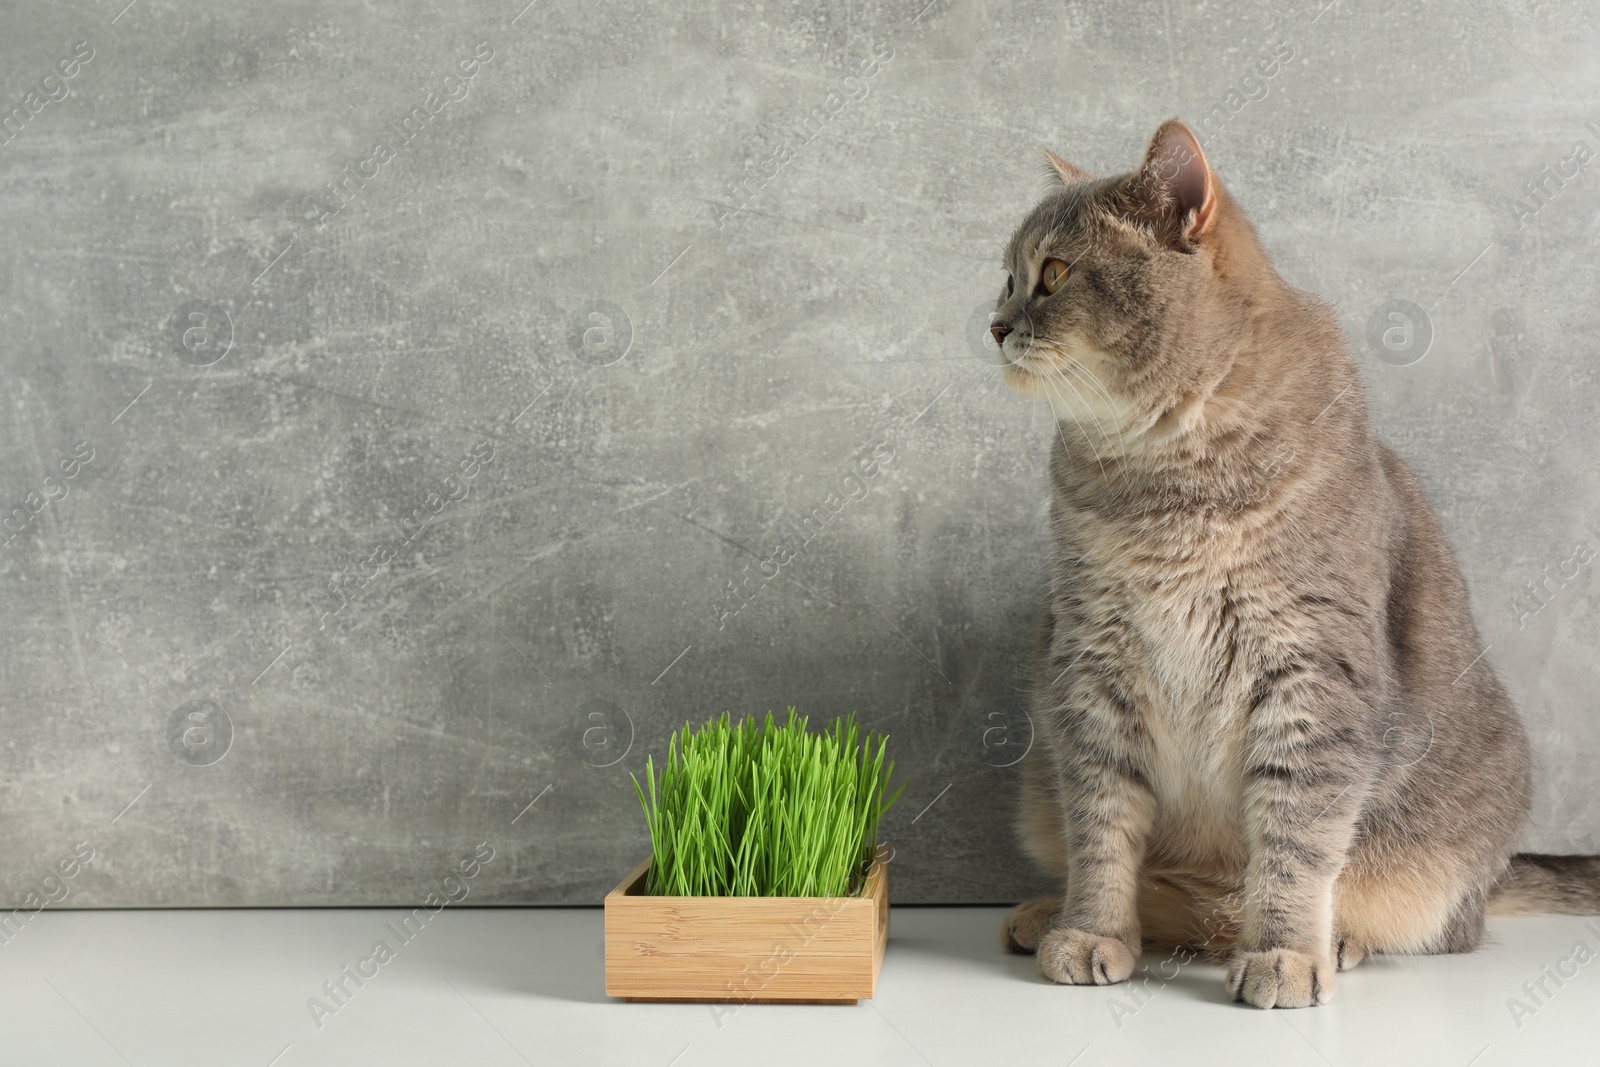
left=1487, top=854, right=1600, bottom=916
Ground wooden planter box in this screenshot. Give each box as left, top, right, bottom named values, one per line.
left=604, top=847, right=890, bottom=1004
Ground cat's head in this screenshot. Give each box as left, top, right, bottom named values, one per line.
left=991, top=119, right=1271, bottom=435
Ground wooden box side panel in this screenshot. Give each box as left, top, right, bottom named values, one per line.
left=605, top=856, right=887, bottom=1002
left=870, top=854, right=889, bottom=987
left=606, top=897, right=874, bottom=1001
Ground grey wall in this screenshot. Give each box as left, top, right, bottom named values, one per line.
left=2, top=0, right=1597, bottom=908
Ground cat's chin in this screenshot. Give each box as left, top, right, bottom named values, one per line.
left=998, top=344, right=1066, bottom=392
left=1002, top=356, right=1112, bottom=402
left=1002, top=361, right=1046, bottom=395
left=1003, top=359, right=1085, bottom=401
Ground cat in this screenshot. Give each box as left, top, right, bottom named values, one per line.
left=993, top=118, right=1600, bottom=1008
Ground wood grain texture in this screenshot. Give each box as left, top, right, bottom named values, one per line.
left=604, top=847, right=889, bottom=1003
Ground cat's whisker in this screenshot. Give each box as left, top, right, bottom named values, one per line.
left=1049, top=359, right=1127, bottom=442
left=1038, top=362, right=1137, bottom=502
left=1056, top=355, right=1126, bottom=422
left=1056, top=362, right=1141, bottom=504
left=1041, top=383, right=1114, bottom=491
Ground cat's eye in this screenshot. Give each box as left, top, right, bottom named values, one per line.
left=1040, top=259, right=1071, bottom=294
left=1005, top=274, right=1015, bottom=297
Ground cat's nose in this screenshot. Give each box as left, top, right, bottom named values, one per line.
left=990, top=322, right=1012, bottom=346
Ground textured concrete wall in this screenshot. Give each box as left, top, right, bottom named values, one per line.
left=1, top=0, right=1596, bottom=907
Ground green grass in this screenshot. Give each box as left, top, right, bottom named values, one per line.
left=631, top=709, right=901, bottom=898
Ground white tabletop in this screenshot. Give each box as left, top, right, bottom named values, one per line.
left=0, top=906, right=1593, bottom=1066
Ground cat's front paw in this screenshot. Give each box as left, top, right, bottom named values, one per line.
left=1037, top=926, right=1136, bottom=985
left=1226, top=948, right=1333, bottom=1008
left=1001, top=896, right=1060, bottom=954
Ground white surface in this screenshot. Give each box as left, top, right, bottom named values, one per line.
left=1, top=907, right=1597, bottom=1065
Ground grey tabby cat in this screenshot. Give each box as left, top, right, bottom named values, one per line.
left=994, top=118, right=1600, bottom=1008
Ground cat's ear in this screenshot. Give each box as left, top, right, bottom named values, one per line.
left=1127, top=119, right=1216, bottom=246
left=1042, top=148, right=1092, bottom=187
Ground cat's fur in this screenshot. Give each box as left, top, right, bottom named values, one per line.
left=995, top=119, right=1600, bottom=1008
